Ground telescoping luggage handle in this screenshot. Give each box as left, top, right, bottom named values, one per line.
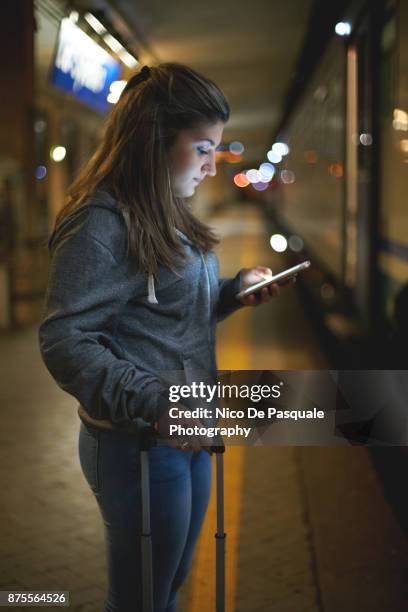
left=213, top=442, right=226, bottom=612
left=139, top=426, right=226, bottom=612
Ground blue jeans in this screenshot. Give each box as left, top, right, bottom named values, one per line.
left=78, top=421, right=212, bottom=611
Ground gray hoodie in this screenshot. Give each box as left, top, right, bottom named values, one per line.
left=38, top=189, right=244, bottom=434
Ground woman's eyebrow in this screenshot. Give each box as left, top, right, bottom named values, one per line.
left=196, top=138, right=215, bottom=146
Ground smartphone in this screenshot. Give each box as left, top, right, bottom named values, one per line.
left=235, top=260, right=311, bottom=299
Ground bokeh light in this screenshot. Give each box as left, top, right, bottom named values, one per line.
left=233, top=173, right=250, bottom=188
left=288, top=235, right=304, bottom=252
left=35, top=165, right=47, bottom=180
left=270, top=234, right=288, bottom=253
left=267, top=150, right=282, bottom=164
left=393, top=108, right=408, bottom=131
left=280, top=170, right=295, bottom=184
left=226, top=152, right=243, bottom=164
left=359, top=133, right=373, bottom=146
left=320, top=283, right=335, bottom=301
left=335, top=22, right=352, bottom=36
left=229, top=141, right=245, bottom=155
left=252, top=182, right=269, bottom=191
left=328, top=163, right=343, bottom=178
left=304, top=150, right=318, bottom=164
left=34, top=119, right=46, bottom=134
left=50, top=146, right=66, bottom=162
left=259, top=162, right=275, bottom=181
left=272, top=142, right=290, bottom=156
left=246, top=169, right=261, bottom=183
left=400, top=139, right=408, bottom=153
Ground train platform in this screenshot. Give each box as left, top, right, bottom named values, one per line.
left=1, top=202, right=408, bottom=612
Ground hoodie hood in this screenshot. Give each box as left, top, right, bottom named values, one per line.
left=49, top=188, right=196, bottom=305
left=48, top=189, right=119, bottom=254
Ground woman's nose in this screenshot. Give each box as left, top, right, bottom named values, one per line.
left=203, top=151, right=216, bottom=176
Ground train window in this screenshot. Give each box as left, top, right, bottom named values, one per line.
left=276, top=38, right=346, bottom=285
left=378, top=5, right=408, bottom=324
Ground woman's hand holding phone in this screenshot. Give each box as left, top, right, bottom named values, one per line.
left=237, top=266, right=296, bottom=306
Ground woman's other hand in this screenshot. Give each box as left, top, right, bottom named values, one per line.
left=153, top=408, right=213, bottom=452
left=237, top=266, right=296, bottom=307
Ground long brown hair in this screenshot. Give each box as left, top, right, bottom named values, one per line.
left=55, top=62, right=230, bottom=275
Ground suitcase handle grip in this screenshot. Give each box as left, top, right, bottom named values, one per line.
left=210, top=444, right=225, bottom=454
left=140, top=426, right=225, bottom=455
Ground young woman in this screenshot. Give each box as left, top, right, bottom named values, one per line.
left=39, top=62, right=291, bottom=611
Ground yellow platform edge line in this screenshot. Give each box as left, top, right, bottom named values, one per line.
left=188, top=208, right=255, bottom=611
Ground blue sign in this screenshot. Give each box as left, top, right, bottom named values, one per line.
left=50, top=18, right=122, bottom=114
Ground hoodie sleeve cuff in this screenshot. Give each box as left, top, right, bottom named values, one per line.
left=217, top=270, right=245, bottom=322
left=132, top=384, right=172, bottom=427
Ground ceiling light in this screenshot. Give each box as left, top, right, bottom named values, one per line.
left=84, top=12, right=107, bottom=35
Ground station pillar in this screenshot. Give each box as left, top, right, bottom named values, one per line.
left=0, top=1, right=35, bottom=328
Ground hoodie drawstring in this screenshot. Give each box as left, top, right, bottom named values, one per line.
left=147, top=273, right=158, bottom=304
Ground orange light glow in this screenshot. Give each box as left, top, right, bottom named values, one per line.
left=328, top=163, right=344, bottom=178
left=215, top=151, right=227, bottom=161
left=216, top=151, right=243, bottom=164
left=233, top=173, right=250, bottom=188
left=304, top=150, right=318, bottom=164
left=226, top=153, right=243, bottom=164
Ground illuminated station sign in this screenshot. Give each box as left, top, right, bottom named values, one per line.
left=50, top=18, right=122, bottom=114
